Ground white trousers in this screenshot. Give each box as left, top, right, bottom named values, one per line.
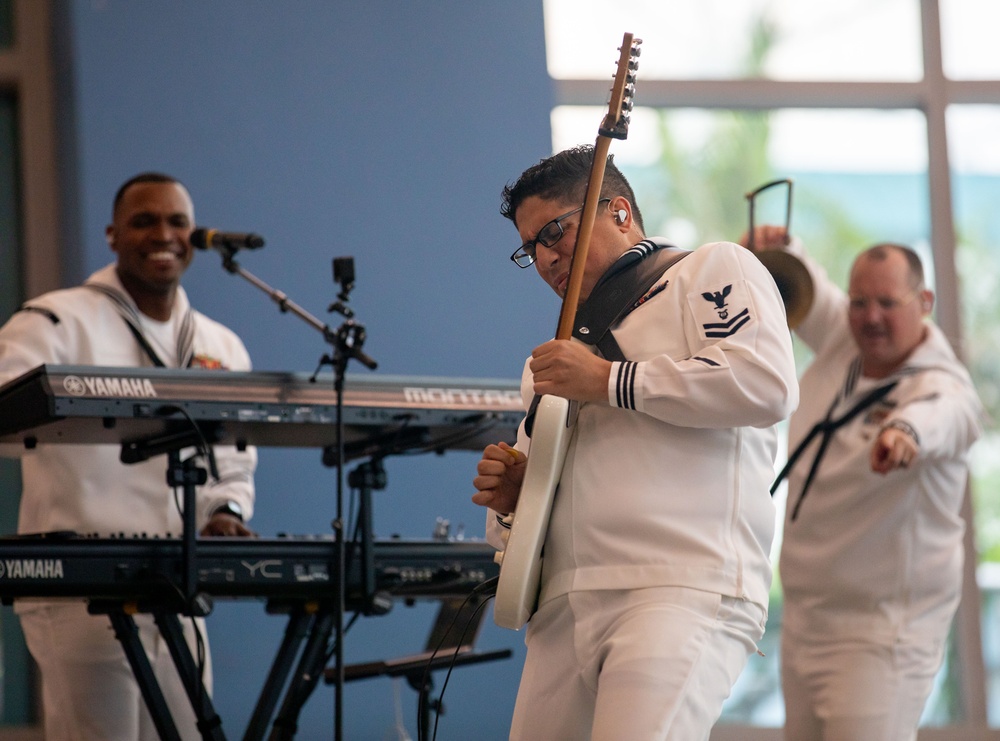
left=19, top=601, right=212, bottom=741
left=781, top=632, right=946, bottom=741
left=509, top=586, right=766, bottom=741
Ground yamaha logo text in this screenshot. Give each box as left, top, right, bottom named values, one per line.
left=0, top=558, right=65, bottom=579
left=63, top=374, right=158, bottom=399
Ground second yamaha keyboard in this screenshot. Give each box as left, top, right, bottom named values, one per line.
left=0, top=534, right=497, bottom=603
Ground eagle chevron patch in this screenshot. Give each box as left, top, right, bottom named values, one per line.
left=690, top=280, right=754, bottom=341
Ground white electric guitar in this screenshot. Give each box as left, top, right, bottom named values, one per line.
left=493, top=33, right=641, bottom=631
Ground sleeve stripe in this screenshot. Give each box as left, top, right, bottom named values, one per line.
left=616, top=361, right=638, bottom=410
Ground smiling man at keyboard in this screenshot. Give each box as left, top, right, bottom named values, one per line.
left=0, top=172, right=256, bottom=741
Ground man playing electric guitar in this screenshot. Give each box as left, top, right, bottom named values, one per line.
left=472, top=145, right=799, bottom=740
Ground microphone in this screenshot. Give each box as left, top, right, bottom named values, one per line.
left=190, top=227, right=265, bottom=251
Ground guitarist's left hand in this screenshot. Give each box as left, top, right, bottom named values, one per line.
left=472, top=442, right=526, bottom=513
left=530, top=339, right=611, bottom=402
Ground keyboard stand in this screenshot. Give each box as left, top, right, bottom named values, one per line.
left=92, top=600, right=225, bottom=741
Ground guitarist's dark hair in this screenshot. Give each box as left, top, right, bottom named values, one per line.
left=501, top=145, right=645, bottom=233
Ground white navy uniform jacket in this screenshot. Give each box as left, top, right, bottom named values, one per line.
left=778, top=243, right=982, bottom=643
left=489, top=239, right=799, bottom=613
left=0, top=264, right=257, bottom=552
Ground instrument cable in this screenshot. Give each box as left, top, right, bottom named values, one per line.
left=159, top=402, right=221, bottom=696
left=417, top=577, right=499, bottom=741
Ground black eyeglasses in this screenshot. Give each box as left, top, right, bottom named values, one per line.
left=510, top=198, right=611, bottom=268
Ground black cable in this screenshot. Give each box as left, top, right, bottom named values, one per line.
left=416, top=577, right=499, bottom=741
left=429, top=595, right=495, bottom=741
left=319, top=478, right=366, bottom=667
left=192, top=614, right=208, bottom=696
left=154, top=403, right=220, bottom=482
left=323, top=611, right=361, bottom=666
left=156, top=403, right=220, bottom=697
left=393, top=418, right=503, bottom=459
left=345, top=415, right=504, bottom=462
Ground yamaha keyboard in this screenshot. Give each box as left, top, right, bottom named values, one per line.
left=0, top=534, right=497, bottom=604
left=0, top=364, right=523, bottom=458
left=0, top=533, right=503, bottom=741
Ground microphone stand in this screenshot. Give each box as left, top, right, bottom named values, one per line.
left=212, top=247, right=377, bottom=741
left=323, top=257, right=375, bottom=741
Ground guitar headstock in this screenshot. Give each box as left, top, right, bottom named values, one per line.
left=599, top=32, right=642, bottom=141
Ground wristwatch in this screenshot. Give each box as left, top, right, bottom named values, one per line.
left=212, top=501, right=244, bottom=522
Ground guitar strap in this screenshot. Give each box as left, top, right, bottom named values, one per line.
left=571, top=239, right=689, bottom=362
left=525, top=239, right=689, bottom=436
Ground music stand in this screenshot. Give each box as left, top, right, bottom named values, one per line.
left=333, top=595, right=511, bottom=740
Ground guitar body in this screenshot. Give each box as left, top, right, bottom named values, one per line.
left=493, top=394, right=574, bottom=630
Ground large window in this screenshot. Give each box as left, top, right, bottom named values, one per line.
left=545, top=0, right=1000, bottom=737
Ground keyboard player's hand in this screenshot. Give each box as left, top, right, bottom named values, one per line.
left=201, top=512, right=256, bottom=537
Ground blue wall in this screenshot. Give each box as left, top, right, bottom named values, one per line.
left=55, top=2, right=556, bottom=738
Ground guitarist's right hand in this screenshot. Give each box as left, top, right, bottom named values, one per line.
left=472, top=441, right=526, bottom=514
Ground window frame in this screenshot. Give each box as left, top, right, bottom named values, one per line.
left=0, top=0, right=61, bottom=297
left=0, top=0, right=60, bottom=734
left=546, top=0, right=1000, bottom=737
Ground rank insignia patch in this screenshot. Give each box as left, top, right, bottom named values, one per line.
left=691, top=281, right=753, bottom=340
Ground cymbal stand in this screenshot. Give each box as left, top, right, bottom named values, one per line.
left=212, top=249, right=377, bottom=741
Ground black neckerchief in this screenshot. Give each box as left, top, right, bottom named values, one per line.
left=775, top=357, right=899, bottom=521
left=83, top=283, right=195, bottom=368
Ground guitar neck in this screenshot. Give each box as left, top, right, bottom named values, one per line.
left=555, top=135, right=614, bottom=340
left=553, top=32, right=637, bottom=341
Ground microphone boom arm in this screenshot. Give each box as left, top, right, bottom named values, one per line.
left=216, top=250, right=377, bottom=370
